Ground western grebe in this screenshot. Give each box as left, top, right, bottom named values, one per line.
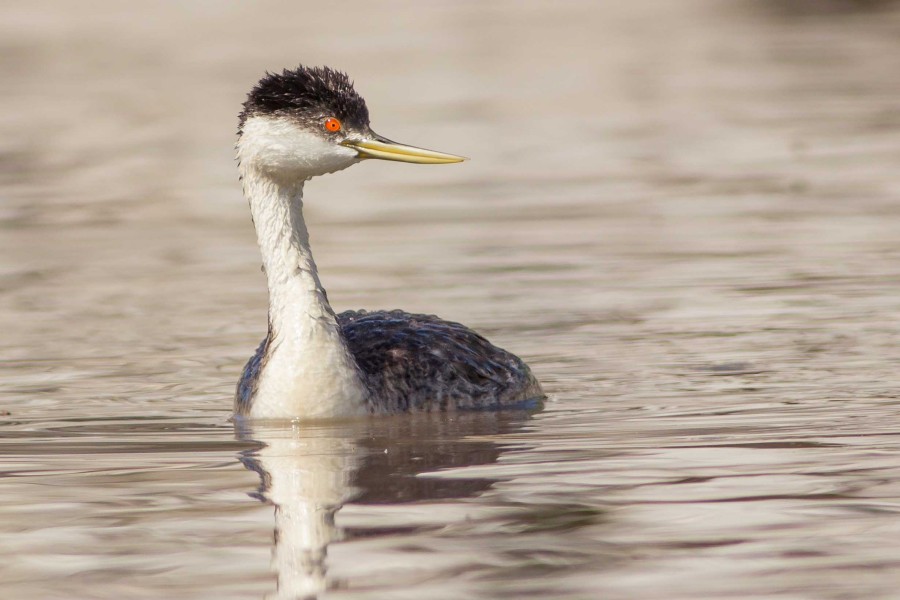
left=234, top=65, right=543, bottom=419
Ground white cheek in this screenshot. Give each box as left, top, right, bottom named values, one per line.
left=238, top=116, right=358, bottom=178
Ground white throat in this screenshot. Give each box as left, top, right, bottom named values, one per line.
left=238, top=155, right=368, bottom=419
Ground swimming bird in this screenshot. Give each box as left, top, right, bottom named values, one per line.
left=234, top=65, right=543, bottom=419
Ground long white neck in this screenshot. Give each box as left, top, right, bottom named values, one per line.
left=240, top=166, right=368, bottom=419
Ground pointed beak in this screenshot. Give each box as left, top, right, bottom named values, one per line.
left=341, top=132, right=466, bottom=164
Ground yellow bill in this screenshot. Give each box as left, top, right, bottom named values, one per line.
left=342, top=133, right=466, bottom=164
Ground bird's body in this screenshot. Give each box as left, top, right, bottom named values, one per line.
left=233, top=66, right=542, bottom=419
left=237, top=309, right=542, bottom=416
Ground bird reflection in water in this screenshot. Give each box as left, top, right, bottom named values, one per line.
left=235, top=413, right=531, bottom=598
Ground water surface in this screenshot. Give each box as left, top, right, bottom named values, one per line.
left=2, top=1, right=900, bottom=598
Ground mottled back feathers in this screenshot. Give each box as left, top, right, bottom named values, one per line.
left=339, top=310, right=543, bottom=412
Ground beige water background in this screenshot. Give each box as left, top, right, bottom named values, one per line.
left=2, top=1, right=900, bottom=598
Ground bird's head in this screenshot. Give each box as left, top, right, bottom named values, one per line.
left=237, top=65, right=464, bottom=181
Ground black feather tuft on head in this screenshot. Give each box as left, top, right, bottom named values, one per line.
left=239, top=65, right=370, bottom=133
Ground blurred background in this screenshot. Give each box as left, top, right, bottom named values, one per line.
left=2, top=1, right=900, bottom=598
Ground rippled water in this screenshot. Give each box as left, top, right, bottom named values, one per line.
left=3, top=1, right=900, bottom=598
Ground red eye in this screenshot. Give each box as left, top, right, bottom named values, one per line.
left=324, top=117, right=342, bottom=132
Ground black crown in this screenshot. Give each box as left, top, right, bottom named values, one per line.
left=239, top=65, right=370, bottom=132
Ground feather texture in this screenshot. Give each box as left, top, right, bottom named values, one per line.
left=237, top=310, right=543, bottom=415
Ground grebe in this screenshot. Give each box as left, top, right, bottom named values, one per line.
left=234, top=65, right=543, bottom=419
